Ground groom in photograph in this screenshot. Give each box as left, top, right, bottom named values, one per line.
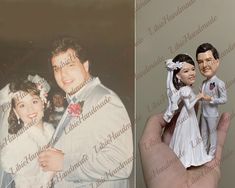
left=39, top=37, right=133, bottom=188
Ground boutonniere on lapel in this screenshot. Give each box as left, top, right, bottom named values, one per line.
left=68, top=101, right=84, bottom=117
left=209, top=82, right=215, bottom=90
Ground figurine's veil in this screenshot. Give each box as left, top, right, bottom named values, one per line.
left=163, top=59, right=183, bottom=123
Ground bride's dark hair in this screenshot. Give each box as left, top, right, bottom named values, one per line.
left=8, top=79, right=40, bottom=134
left=172, top=54, right=195, bottom=90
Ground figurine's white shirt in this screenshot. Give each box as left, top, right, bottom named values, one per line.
left=201, top=75, right=227, bottom=117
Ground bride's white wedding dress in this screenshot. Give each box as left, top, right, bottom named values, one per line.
left=1, top=122, right=54, bottom=188
left=169, top=86, right=213, bottom=168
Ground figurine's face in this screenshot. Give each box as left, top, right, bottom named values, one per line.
left=196, top=50, right=219, bottom=79
left=176, top=62, right=196, bottom=86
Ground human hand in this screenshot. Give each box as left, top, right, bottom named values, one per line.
left=38, top=148, right=64, bottom=171
left=196, top=92, right=204, bottom=100
left=139, top=113, right=230, bottom=188
left=202, top=94, right=212, bottom=101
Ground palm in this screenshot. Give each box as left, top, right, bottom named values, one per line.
left=139, top=113, right=230, bottom=188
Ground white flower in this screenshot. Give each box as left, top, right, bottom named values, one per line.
left=166, top=59, right=183, bottom=71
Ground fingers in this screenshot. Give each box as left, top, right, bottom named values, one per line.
left=139, top=113, right=166, bottom=148
left=183, top=114, right=230, bottom=188
left=162, top=112, right=179, bottom=145
left=48, top=147, right=64, bottom=154
left=38, top=148, right=64, bottom=172
left=39, top=158, right=48, bottom=171
left=139, top=113, right=186, bottom=188
left=42, top=165, right=50, bottom=172
left=199, top=86, right=202, bottom=92
left=38, top=149, right=51, bottom=170
left=187, top=164, right=220, bottom=188
left=215, top=112, right=231, bottom=161
left=38, top=151, right=47, bottom=168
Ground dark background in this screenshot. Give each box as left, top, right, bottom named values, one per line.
left=0, top=0, right=134, bottom=118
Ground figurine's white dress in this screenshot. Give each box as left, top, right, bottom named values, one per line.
left=169, top=86, right=213, bottom=168
left=0, top=122, right=55, bottom=188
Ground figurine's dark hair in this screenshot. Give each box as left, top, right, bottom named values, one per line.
left=8, top=79, right=40, bottom=135
left=172, top=54, right=195, bottom=90
left=196, top=43, right=219, bottom=60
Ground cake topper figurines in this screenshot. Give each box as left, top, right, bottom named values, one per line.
left=163, top=54, right=213, bottom=168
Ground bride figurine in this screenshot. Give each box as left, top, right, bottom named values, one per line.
left=0, top=75, right=55, bottom=188
left=163, top=54, right=213, bottom=168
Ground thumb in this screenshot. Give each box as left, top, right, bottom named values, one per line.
left=139, top=114, right=186, bottom=188
left=215, top=113, right=231, bottom=161
left=139, top=113, right=166, bottom=148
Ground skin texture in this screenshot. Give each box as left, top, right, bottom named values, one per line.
left=13, top=92, right=44, bottom=127
left=51, top=48, right=90, bottom=95
left=38, top=148, right=64, bottom=171
left=139, top=112, right=230, bottom=188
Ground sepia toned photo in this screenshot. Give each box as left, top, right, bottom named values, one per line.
left=0, top=1, right=134, bottom=187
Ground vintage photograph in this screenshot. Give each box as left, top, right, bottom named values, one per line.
left=0, top=0, right=134, bottom=187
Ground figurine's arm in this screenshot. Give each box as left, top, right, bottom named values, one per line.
left=210, top=81, right=227, bottom=105
left=181, top=87, right=201, bottom=111
left=183, top=97, right=200, bottom=111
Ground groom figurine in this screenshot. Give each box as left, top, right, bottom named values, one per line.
left=196, top=43, right=227, bottom=156
left=39, top=37, right=133, bottom=188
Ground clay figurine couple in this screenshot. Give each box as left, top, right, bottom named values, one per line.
left=163, top=43, right=227, bottom=168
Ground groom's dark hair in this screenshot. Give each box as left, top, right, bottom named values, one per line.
left=196, top=43, right=219, bottom=60
left=50, top=36, right=89, bottom=64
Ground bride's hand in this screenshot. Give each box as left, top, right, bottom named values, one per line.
left=196, top=92, right=203, bottom=100
left=202, top=94, right=212, bottom=101
left=139, top=113, right=230, bottom=188
left=38, top=148, right=64, bottom=172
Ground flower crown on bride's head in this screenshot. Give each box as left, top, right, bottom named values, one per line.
left=27, top=74, right=50, bottom=104
left=0, top=74, right=51, bottom=109
left=166, top=59, right=183, bottom=71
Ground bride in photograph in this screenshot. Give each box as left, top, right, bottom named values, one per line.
left=0, top=75, right=55, bottom=188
